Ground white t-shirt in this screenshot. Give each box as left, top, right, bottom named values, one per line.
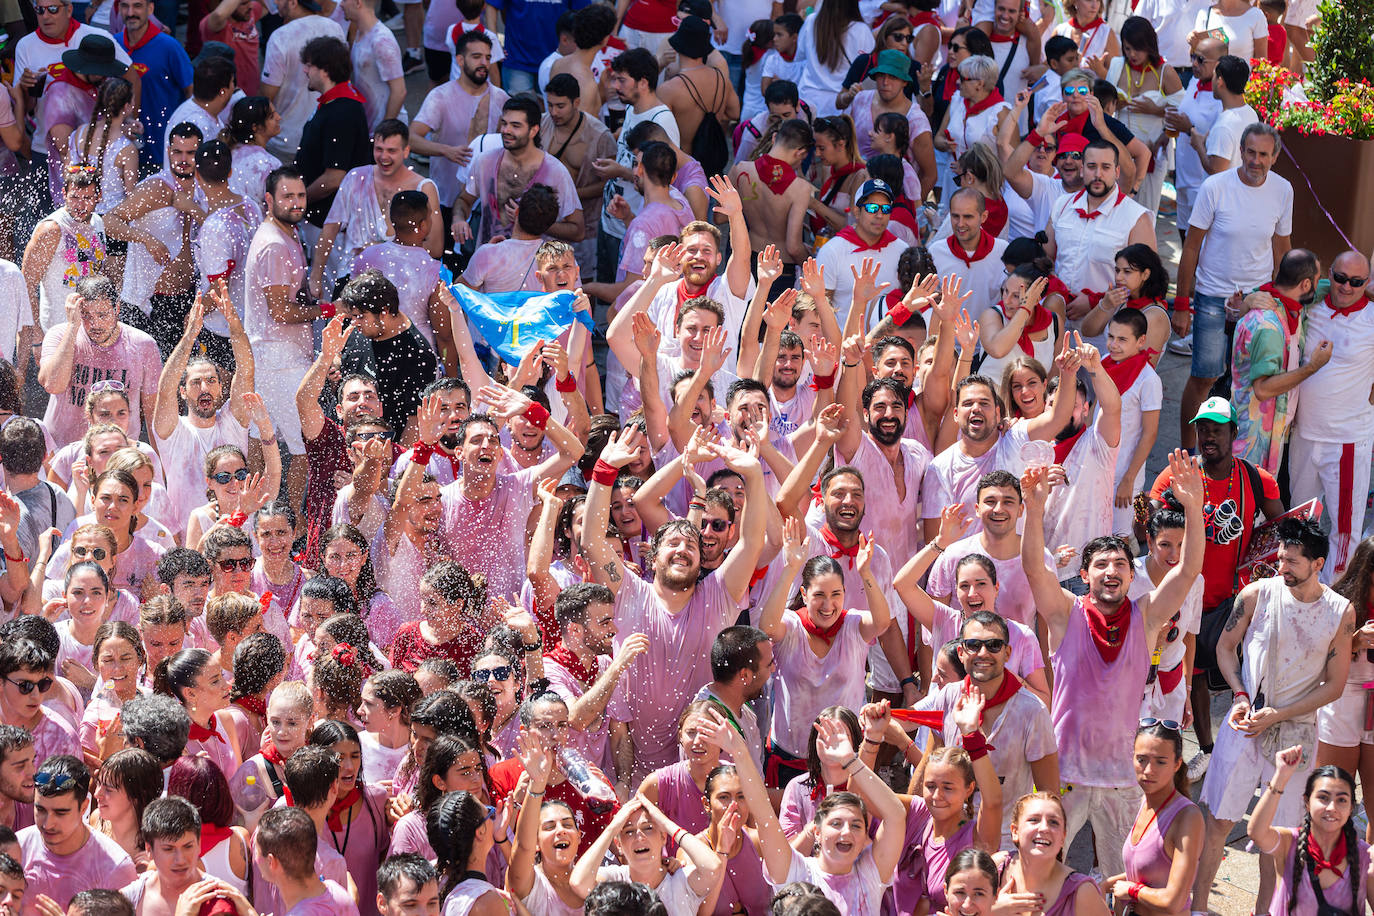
left=1193, top=4, right=1268, bottom=59
left=602, top=103, right=681, bottom=239
left=196, top=198, right=262, bottom=337
left=260, top=14, right=347, bottom=158
left=922, top=425, right=1031, bottom=528
left=1115, top=365, right=1163, bottom=490
left=1042, top=417, right=1117, bottom=559
left=816, top=231, right=909, bottom=324
left=162, top=98, right=225, bottom=162
left=771, top=848, right=890, bottom=916
left=352, top=20, right=407, bottom=130
left=597, top=866, right=705, bottom=916
left=0, top=258, right=26, bottom=366
left=1189, top=168, right=1293, bottom=297
left=1137, top=0, right=1212, bottom=66
left=243, top=218, right=311, bottom=361
left=1128, top=555, right=1204, bottom=673
left=929, top=233, right=1009, bottom=323
left=1204, top=104, right=1259, bottom=168
left=771, top=611, right=875, bottom=756
left=795, top=17, right=874, bottom=117
left=153, top=406, right=252, bottom=534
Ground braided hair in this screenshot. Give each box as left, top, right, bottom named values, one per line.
left=428, top=790, right=488, bottom=901
left=80, top=77, right=132, bottom=171
left=1288, top=765, right=1359, bottom=916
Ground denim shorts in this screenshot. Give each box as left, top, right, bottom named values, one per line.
left=1191, top=292, right=1229, bottom=379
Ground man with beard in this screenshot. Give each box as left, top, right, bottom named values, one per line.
left=542, top=73, right=616, bottom=272
left=1040, top=337, right=1122, bottom=590
left=259, top=0, right=346, bottom=163
left=1192, top=518, right=1354, bottom=916
left=392, top=379, right=471, bottom=486
left=296, top=36, right=372, bottom=231
left=1229, top=248, right=1327, bottom=476
left=1044, top=140, right=1154, bottom=341
left=411, top=31, right=508, bottom=248
left=308, top=121, right=443, bottom=300
left=0, top=727, right=35, bottom=832
left=1174, top=123, right=1292, bottom=453
left=921, top=355, right=1077, bottom=544
left=694, top=626, right=772, bottom=770
left=115, top=0, right=192, bottom=171
left=37, top=275, right=161, bottom=447
left=581, top=426, right=768, bottom=785
left=1021, top=449, right=1205, bottom=876
left=152, top=281, right=258, bottom=536
left=544, top=583, right=648, bottom=788
left=105, top=122, right=206, bottom=357
left=245, top=167, right=328, bottom=524
left=451, top=96, right=583, bottom=246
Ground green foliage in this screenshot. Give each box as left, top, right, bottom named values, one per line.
left=1307, top=0, right=1374, bottom=100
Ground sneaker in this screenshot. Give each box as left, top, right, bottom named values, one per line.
left=1186, top=750, right=1210, bottom=782
left=1168, top=334, right=1192, bottom=356
left=402, top=51, right=424, bottom=74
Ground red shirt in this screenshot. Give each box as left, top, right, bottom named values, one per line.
left=387, top=621, right=486, bottom=675
left=1265, top=23, right=1287, bottom=66
left=303, top=418, right=402, bottom=563
left=199, top=3, right=263, bottom=94
left=488, top=757, right=617, bottom=854
left=1149, top=460, right=1279, bottom=609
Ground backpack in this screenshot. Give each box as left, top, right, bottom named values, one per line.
left=681, top=69, right=731, bottom=177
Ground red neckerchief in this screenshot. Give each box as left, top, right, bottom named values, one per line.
left=999, top=298, right=1055, bottom=354
left=674, top=278, right=710, bottom=326
left=810, top=777, right=847, bottom=802
left=1075, top=15, right=1105, bottom=28
left=1126, top=294, right=1160, bottom=311
left=965, top=89, right=1005, bottom=117
left=316, top=82, right=367, bottom=108
left=260, top=740, right=286, bottom=768
left=1073, top=187, right=1127, bottom=220
left=199, top=823, right=233, bottom=856
left=1081, top=593, right=1132, bottom=663
left=755, top=154, right=797, bottom=195
left=889, top=197, right=920, bottom=236
left=326, top=787, right=361, bottom=832
left=819, top=524, right=859, bottom=569
left=817, top=161, right=864, bottom=204
left=946, top=229, right=995, bottom=268
left=1059, top=110, right=1090, bottom=139
left=233, top=695, right=266, bottom=718
left=1052, top=424, right=1087, bottom=465
left=1193, top=78, right=1213, bottom=99
left=1260, top=282, right=1303, bottom=334
left=836, top=225, right=897, bottom=252
left=797, top=605, right=848, bottom=645
left=940, top=68, right=959, bottom=102
left=984, top=197, right=1008, bottom=237
left=1102, top=350, right=1156, bottom=394
left=1326, top=292, right=1370, bottom=319
left=1308, top=830, right=1349, bottom=878
left=122, top=21, right=163, bottom=52
left=989, top=29, right=1016, bottom=42
left=546, top=641, right=598, bottom=688
left=748, top=565, right=769, bottom=588
left=189, top=719, right=226, bottom=744
left=966, top=671, right=1021, bottom=724
left=47, top=63, right=96, bottom=93
left=36, top=18, right=80, bottom=44
left=886, top=285, right=931, bottom=316
left=910, top=10, right=941, bottom=27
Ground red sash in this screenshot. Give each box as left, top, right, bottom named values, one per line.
left=946, top=230, right=995, bottom=268
left=189, top=719, right=226, bottom=744
left=1052, top=425, right=1087, bottom=465
left=199, top=823, right=233, bottom=856
left=1000, top=298, right=1055, bottom=355
left=1101, top=350, right=1155, bottom=394
left=966, top=671, right=1021, bottom=725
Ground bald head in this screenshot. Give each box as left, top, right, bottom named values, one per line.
left=1329, top=250, right=1370, bottom=305
left=1194, top=36, right=1225, bottom=62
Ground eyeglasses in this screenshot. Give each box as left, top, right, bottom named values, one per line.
left=1038, top=144, right=1058, bottom=154
left=472, top=665, right=513, bottom=683
left=529, top=720, right=570, bottom=733
left=699, top=518, right=730, bottom=533
left=861, top=202, right=894, bottom=214
left=6, top=675, right=53, bottom=695
left=90, top=379, right=127, bottom=395
left=889, top=32, right=912, bottom=41
left=1189, top=53, right=1216, bottom=64
left=217, top=557, right=254, bottom=572
left=1057, top=150, right=1083, bottom=161
left=957, top=75, right=978, bottom=83
left=1139, top=717, right=1181, bottom=731
left=352, top=430, right=393, bottom=442
left=1062, top=85, right=1090, bottom=96
left=72, top=545, right=108, bottom=561
left=960, top=637, right=1006, bottom=654
left=210, top=468, right=250, bottom=485
left=34, top=771, right=73, bottom=791
left=484, top=805, right=497, bottom=822
left=1332, top=270, right=1369, bottom=287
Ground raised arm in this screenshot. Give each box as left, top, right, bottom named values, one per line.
left=296, top=317, right=356, bottom=443
left=799, top=257, right=844, bottom=347
left=853, top=535, right=892, bottom=642
left=506, top=732, right=556, bottom=900
left=36, top=296, right=80, bottom=395
left=1247, top=746, right=1302, bottom=861
left=894, top=505, right=972, bottom=634
left=581, top=428, right=646, bottom=597
left=815, top=716, right=906, bottom=881
left=981, top=277, right=1047, bottom=359
left=834, top=334, right=866, bottom=464
left=706, top=175, right=752, bottom=300
left=1141, top=450, right=1206, bottom=633
left=152, top=293, right=207, bottom=440
left=629, top=312, right=671, bottom=453
left=1019, top=465, right=1074, bottom=642
left=740, top=245, right=783, bottom=379
left=696, top=709, right=794, bottom=883
left=639, top=794, right=724, bottom=896
left=478, top=384, right=584, bottom=483
left=1022, top=336, right=1083, bottom=441
left=759, top=517, right=807, bottom=641
left=750, top=288, right=797, bottom=386
left=950, top=686, right=1002, bottom=851
left=776, top=403, right=846, bottom=519
left=606, top=244, right=684, bottom=379
left=711, top=439, right=770, bottom=603
left=436, top=284, right=498, bottom=393
left=542, top=339, right=589, bottom=443
left=528, top=480, right=567, bottom=614
left=632, top=448, right=694, bottom=535
left=668, top=325, right=732, bottom=449
left=570, top=798, right=642, bottom=897
left=1075, top=335, right=1120, bottom=448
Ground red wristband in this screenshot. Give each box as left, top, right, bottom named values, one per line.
left=555, top=373, right=578, bottom=393
left=319, top=301, right=336, bottom=319
left=523, top=402, right=550, bottom=430
left=411, top=441, right=437, bottom=466
left=1233, top=690, right=1250, bottom=703
left=590, top=459, right=620, bottom=487
left=1172, top=295, right=1192, bottom=315
left=1128, top=883, right=1144, bottom=902
left=227, top=510, right=248, bottom=528
left=961, top=729, right=994, bottom=761
left=811, top=371, right=836, bottom=391
left=1026, top=129, right=1046, bottom=148
left=889, top=302, right=913, bottom=326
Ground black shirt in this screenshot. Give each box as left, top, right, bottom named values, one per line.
left=341, top=321, right=439, bottom=433
left=296, top=96, right=372, bottom=226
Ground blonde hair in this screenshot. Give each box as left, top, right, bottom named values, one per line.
left=71, top=523, right=118, bottom=555
left=924, top=746, right=977, bottom=818
left=82, top=423, right=128, bottom=456
left=270, top=680, right=314, bottom=718
left=106, top=446, right=152, bottom=477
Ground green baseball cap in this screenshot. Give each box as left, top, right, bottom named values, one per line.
left=1191, top=396, right=1235, bottom=425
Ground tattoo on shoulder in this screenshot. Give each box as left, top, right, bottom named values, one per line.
left=602, top=561, right=622, bottom=583
left=1223, top=601, right=1247, bottom=631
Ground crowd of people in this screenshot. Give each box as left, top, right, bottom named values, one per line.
left=0, top=0, right=1361, bottom=912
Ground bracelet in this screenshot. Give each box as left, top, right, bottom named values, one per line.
left=811, top=371, right=836, bottom=390
left=259, top=436, right=278, bottom=445
left=862, top=736, right=883, bottom=745
left=1266, top=783, right=1283, bottom=795
left=843, top=360, right=861, bottom=368
left=411, top=441, right=437, bottom=466
left=843, top=754, right=861, bottom=771
left=931, top=542, right=944, bottom=553
left=900, top=675, right=919, bottom=688
left=555, top=373, right=578, bottom=393
left=961, top=729, right=994, bottom=761
left=688, top=500, right=707, bottom=512
left=1233, top=690, right=1250, bottom=704
left=319, top=301, right=337, bottom=319
left=1127, top=883, right=1143, bottom=902
left=528, top=788, right=546, bottom=797
left=2, top=549, right=26, bottom=564
left=589, top=459, right=620, bottom=487
left=521, top=639, right=543, bottom=652
left=901, top=736, right=918, bottom=760
left=523, top=402, right=550, bottom=430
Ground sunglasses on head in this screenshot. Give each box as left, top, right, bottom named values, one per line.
left=217, top=557, right=254, bottom=572
left=484, top=805, right=497, bottom=822
left=1062, top=84, right=1091, bottom=96
left=1139, top=717, right=1181, bottom=731
left=699, top=518, right=730, bottom=533
left=861, top=202, right=893, bottom=214
left=72, top=545, right=107, bottom=561
left=90, top=379, right=127, bottom=394
left=1332, top=270, right=1369, bottom=287
left=960, top=637, right=1006, bottom=654
left=7, top=675, right=54, bottom=695
left=472, top=665, right=513, bottom=683
left=211, top=468, right=250, bottom=485
left=34, top=771, right=73, bottom=791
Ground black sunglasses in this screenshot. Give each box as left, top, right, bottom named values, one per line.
left=1139, top=717, right=1181, bottom=731
left=1332, top=270, right=1369, bottom=287
left=210, top=468, right=250, bottom=485
left=352, top=430, right=394, bottom=442
left=35, top=4, right=64, bottom=13
left=217, top=557, right=254, bottom=572
left=7, top=675, right=53, bottom=695
left=960, top=637, right=1006, bottom=654
left=700, top=519, right=730, bottom=533
left=472, top=665, right=513, bottom=683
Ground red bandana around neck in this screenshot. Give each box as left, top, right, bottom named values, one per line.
left=1193, top=78, right=1213, bottom=98
left=965, top=89, right=1005, bottom=117
left=1074, top=187, right=1127, bottom=220
left=326, top=787, right=362, bottom=832
left=673, top=277, right=711, bottom=326
left=819, top=524, right=859, bottom=568
left=835, top=225, right=897, bottom=252
left=797, top=605, right=848, bottom=645
left=940, top=68, right=959, bottom=102
left=260, top=740, right=286, bottom=768
left=755, top=154, right=797, bottom=195
left=1326, top=292, right=1370, bottom=319
left=47, top=63, right=96, bottom=93
left=36, top=18, right=80, bottom=44
left=189, top=719, right=225, bottom=744
left=546, top=641, right=598, bottom=688
left=233, top=695, right=267, bottom=718
left=910, top=10, right=940, bottom=27
left=1101, top=349, right=1157, bottom=395
left=199, top=823, right=233, bottom=857
left=989, top=30, right=1017, bottom=42
left=1000, top=298, right=1055, bottom=354
left=1308, top=830, right=1349, bottom=878
left=317, top=82, right=367, bottom=108
left=946, top=229, right=996, bottom=268
left=1081, top=593, right=1132, bottom=663
left=1059, top=111, right=1090, bottom=139
left=983, top=197, right=1009, bottom=237
left=966, top=670, right=1021, bottom=723
left=1260, top=282, right=1304, bottom=334
left=817, top=161, right=864, bottom=204
left=1052, top=424, right=1087, bottom=464
left=123, top=21, right=163, bottom=51
left=1075, top=15, right=1105, bottom=29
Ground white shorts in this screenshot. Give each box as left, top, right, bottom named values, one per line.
left=255, top=356, right=312, bottom=455
left=1199, top=719, right=1315, bottom=826
left=1317, top=682, right=1374, bottom=748
left=1061, top=782, right=1141, bottom=876
left=1283, top=0, right=1317, bottom=27
left=618, top=26, right=671, bottom=51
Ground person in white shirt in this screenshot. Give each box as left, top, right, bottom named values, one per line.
left=930, top=187, right=1008, bottom=323
left=815, top=179, right=909, bottom=325
left=1129, top=504, right=1205, bottom=722
left=793, top=0, right=873, bottom=116
left=1172, top=122, right=1292, bottom=453
left=1136, top=0, right=1211, bottom=70
left=940, top=55, right=1010, bottom=161
left=162, top=55, right=236, bottom=166
left=1189, top=55, right=1257, bottom=175
left=259, top=0, right=346, bottom=161
left=1191, top=0, right=1268, bottom=60
left=1162, top=37, right=1225, bottom=236
left=339, top=0, right=406, bottom=130
left=1103, top=308, right=1163, bottom=537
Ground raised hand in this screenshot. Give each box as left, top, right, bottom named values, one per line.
left=1072, top=331, right=1102, bottom=372
left=537, top=477, right=564, bottom=512
left=477, top=384, right=534, bottom=421
left=699, top=325, right=732, bottom=377
left=951, top=680, right=986, bottom=735
left=813, top=715, right=858, bottom=767
left=509, top=340, right=545, bottom=390
left=763, top=288, right=798, bottom=331
left=1020, top=277, right=1049, bottom=313
left=782, top=514, right=807, bottom=567
left=697, top=708, right=748, bottom=758
left=321, top=315, right=356, bottom=361
left=611, top=632, right=650, bottom=671
left=415, top=393, right=445, bottom=447
left=1037, top=100, right=1069, bottom=138
left=756, top=244, right=783, bottom=287
left=850, top=257, right=891, bottom=310
left=599, top=425, right=646, bottom=469
left=709, top=437, right=762, bottom=474
left=183, top=291, right=207, bottom=340
left=1020, top=465, right=1051, bottom=510
left=243, top=392, right=274, bottom=440
left=808, top=334, right=838, bottom=377
left=541, top=340, right=571, bottom=383
left=859, top=699, right=892, bottom=742
left=717, top=800, right=743, bottom=851
left=517, top=728, right=555, bottom=788
left=706, top=174, right=744, bottom=219
left=1054, top=333, right=1082, bottom=377
left=855, top=532, right=876, bottom=575
left=631, top=311, right=662, bottom=361
left=840, top=333, right=869, bottom=369
left=800, top=258, right=826, bottom=301
left=681, top=450, right=708, bottom=495
left=1274, top=745, right=1303, bottom=776
left=937, top=503, right=972, bottom=548
left=814, top=403, right=848, bottom=445
left=953, top=308, right=980, bottom=353
left=648, top=243, right=687, bottom=285
left=1167, top=449, right=1204, bottom=511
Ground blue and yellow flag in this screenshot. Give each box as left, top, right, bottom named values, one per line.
left=444, top=275, right=595, bottom=365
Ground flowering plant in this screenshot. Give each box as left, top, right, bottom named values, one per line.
left=1244, top=59, right=1374, bottom=141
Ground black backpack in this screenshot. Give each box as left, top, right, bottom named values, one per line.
left=682, top=70, right=730, bottom=177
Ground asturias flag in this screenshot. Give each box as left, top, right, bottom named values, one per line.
left=444, top=274, right=595, bottom=365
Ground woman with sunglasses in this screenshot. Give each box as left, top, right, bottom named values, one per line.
left=807, top=116, right=869, bottom=234
left=470, top=649, right=525, bottom=760
left=1052, top=69, right=1151, bottom=191
left=185, top=442, right=280, bottom=552
left=229, top=680, right=313, bottom=831
left=309, top=719, right=393, bottom=916
left=153, top=647, right=241, bottom=780
left=89, top=746, right=163, bottom=872
left=79, top=620, right=147, bottom=767
left=1105, top=720, right=1202, bottom=916
left=835, top=15, right=915, bottom=110
left=937, top=56, right=1010, bottom=165
left=639, top=701, right=722, bottom=842
left=1052, top=0, right=1120, bottom=60
left=507, top=734, right=585, bottom=916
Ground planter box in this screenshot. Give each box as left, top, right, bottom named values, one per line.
left=1272, top=131, right=1374, bottom=264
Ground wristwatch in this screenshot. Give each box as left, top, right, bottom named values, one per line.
left=522, top=638, right=543, bottom=653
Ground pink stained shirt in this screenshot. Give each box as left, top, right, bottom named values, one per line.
left=616, top=198, right=693, bottom=282
left=437, top=466, right=540, bottom=608
left=353, top=241, right=442, bottom=349
left=283, top=880, right=360, bottom=916
left=842, top=432, right=932, bottom=568
left=544, top=654, right=616, bottom=774
left=924, top=600, right=1044, bottom=680
left=32, top=704, right=80, bottom=767
left=387, top=808, right=433, bottom=859
left=18, top=824, right=138, bottom=910
left=889, top=797, right=978, bottom=916
left=770, top=611, right=876, bottom=757
left=461, top=237, right=545, bottom=293
left=39, top=321, right=162, bottom=446
left=324, top=783, right=389, bottom=916
left=927, top=534, right=1057, bottom=629
left=921, top=425, right=1031, bottom=530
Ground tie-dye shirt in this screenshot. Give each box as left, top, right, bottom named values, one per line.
left=1231, top=306, right=1300, bottom=476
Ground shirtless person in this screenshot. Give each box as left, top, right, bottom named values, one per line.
left=105, top=122, right=207, bottom=360
left=728, top=119, right=814, bottom=295
left=548, top=2, right=616, bottom=114
left=657, top=17, right=740, bottom=156
left=309, top=120, right=442, bottom=300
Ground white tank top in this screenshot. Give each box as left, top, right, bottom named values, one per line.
left=38, top=208, right=106, bottom=331
left=1243, top=577, right=1349, bottom=723
left=201, top=834, right=248, bottom=896
left=121, top=173, right=207, bottom=314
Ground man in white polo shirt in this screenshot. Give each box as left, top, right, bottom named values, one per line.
left=815, top=178, right=909, bottom=324
left=1172, top=121, right=1292, bottom=453
left=930, top=187, right=1008, bottom=323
